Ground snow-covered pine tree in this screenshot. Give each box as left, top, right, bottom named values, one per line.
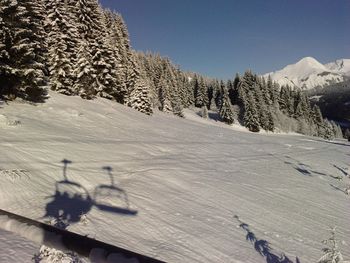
left=243, top=92, right=260, bottom=132
left=75, top=0, right=120, bottom=100
left=103, top=10, right=127, bottom=102
left=179, top=74, right=193, bottom=108
left=45, top=0, right=79, bottom=95
left=201, top=105, right=208, bottom=119
left=323, top=119, right=335, bottom=140
left=279, top=85, right=294, bottom=117
left=206, top=82, right=214, bottom=110
left=236, top=71, right=257, bottom=122
left=312, top=104, right=325, bottom=137
left=127, top=78, right=153, bottom=115
left=330, top=121, right=343, bottom=139
left=215, top=80, right=226, bottom=110
left=72, top=41, right=95, bottom=98
left=114, top=13, right=138, bottom=101
left=345, top=129, right=350, bottom=141
left=219, top=88, right=235, bottom=125
left=262, top=77, right=271, bottom=106
left=317, top=227, right=344, bottom=263
left=213, top=80, right=222, bottom=109
left=294, top=91, right=310, bottom=120
left=172, top=100, right=185, bottom=118
left=253, top=83, right=270, bottom=131
left=266, top=75, right=279, bottom=107
left=266, top=110, right=275, bottom=132
left=0, top=0, right=47, bottom=101
left=158, top=76, right=172, bottom=113
left=194, top=75, right=208, bottom=108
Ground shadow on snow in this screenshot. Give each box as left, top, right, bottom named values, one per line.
left=43, top=159, right=137, bottom=230
left=234, top=215, right=301, bottom=263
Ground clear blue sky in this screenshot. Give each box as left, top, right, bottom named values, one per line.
left=100, top=0, right=350, bottom=79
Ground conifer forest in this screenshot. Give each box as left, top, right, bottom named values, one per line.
left=0, top=0, right=344, bottom=139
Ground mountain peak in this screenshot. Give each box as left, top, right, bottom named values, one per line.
left=295, top=57, right=324, bottom=68
left=263, top=57, right=349, bottom=90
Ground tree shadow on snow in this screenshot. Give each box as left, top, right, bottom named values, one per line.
left=329, top=184, right=348, bottom=195
left=284, top=157, right=340, bottom=180
left=234, top=215, right=301, bottom=263
left=332, top=164, right=349, bottom=177
left=43, top=159, right=137, bottom=230
left=195, top=110, right=221, bottom=121
left=284, top=159, right=314, bottom=177
left=311, top=138, right=349, bottom=147
left=284, top=156, right=349, bottom=196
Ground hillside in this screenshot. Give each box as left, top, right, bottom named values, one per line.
left=0, top=93, right=349, bottom=262
left=309, top=79, right=350, bottom=124
left=264, top=57, right=350, bottom=90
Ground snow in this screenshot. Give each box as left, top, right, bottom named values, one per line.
left=0, top=92, right=349, bottom=262
left=0, top=228, right=39, bottom=262
left=325, top=59, right=350, bottom=76
left=263, top=57, right=349, bottom=90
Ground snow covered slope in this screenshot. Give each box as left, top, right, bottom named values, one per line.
left=0, top=93, right=349, bottom=262
left=325, top=59, right=350, bottom=76
left=264, top=57, right=350, bottom=89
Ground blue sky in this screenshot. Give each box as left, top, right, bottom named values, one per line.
left=100, top=0, right=350, bottom=79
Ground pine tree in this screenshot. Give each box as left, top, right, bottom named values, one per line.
left=72, top=41, right=95, bottom=98
left=266, top=111, right=275, bottom=132
left=344, top=129, right=350, bottom=141
left=207, top=84, right=214, bottom=110
left=201, top=105, right=208, bottom=119
left=229, top=74, right=240, bottom=106
left=323, top=119, right=335, bottom=140
left=317, top=227, right=343, bottom=263
left=127, top=78, right=153, bottom=115
left=266, top=75, right=279, bottom=106
left=158, top=76, right=172, bottom=113
left=219, top=88, right=235, bottom=125
left=172, top=101, right=184, bottom=117
left=243, top=92, right=260, bottom=132
left=114, top=13, right=138, bottom=101
left=330, top=121, right=343, bottom=139
left=194, top=75, right=208, bottom=108
left=312, top=104, right=325, bottom=137
left=75, top=0, right=121, bottom=100
left=215, top=80, right=226, bottom=110
left=45, top=0, right=79, bottom=95
left=0, top=0, right=47, bottom=101
left=254, top=83, right=270, bottom=131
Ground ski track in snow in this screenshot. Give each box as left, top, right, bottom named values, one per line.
left=0, top=92, right=349, bottom=263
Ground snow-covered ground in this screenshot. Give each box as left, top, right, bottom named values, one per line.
left=0, top=92, right=349, bottom=262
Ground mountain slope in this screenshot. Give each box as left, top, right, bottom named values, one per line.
left=264, top=57, right=350, bottom=90
left=325, top=59, right=350, bottom=76
left=0, top=93, right=349, bottom=262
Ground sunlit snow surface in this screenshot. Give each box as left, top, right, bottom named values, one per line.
left=0, top=93, right=349, bottom=263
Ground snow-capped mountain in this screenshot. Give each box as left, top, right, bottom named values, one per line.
left=325, top=58, right=350, bottom=76
left=263, top=57, right=350, bottom=90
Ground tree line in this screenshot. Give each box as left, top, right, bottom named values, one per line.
left=0, top=0, right=344, bottom=139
